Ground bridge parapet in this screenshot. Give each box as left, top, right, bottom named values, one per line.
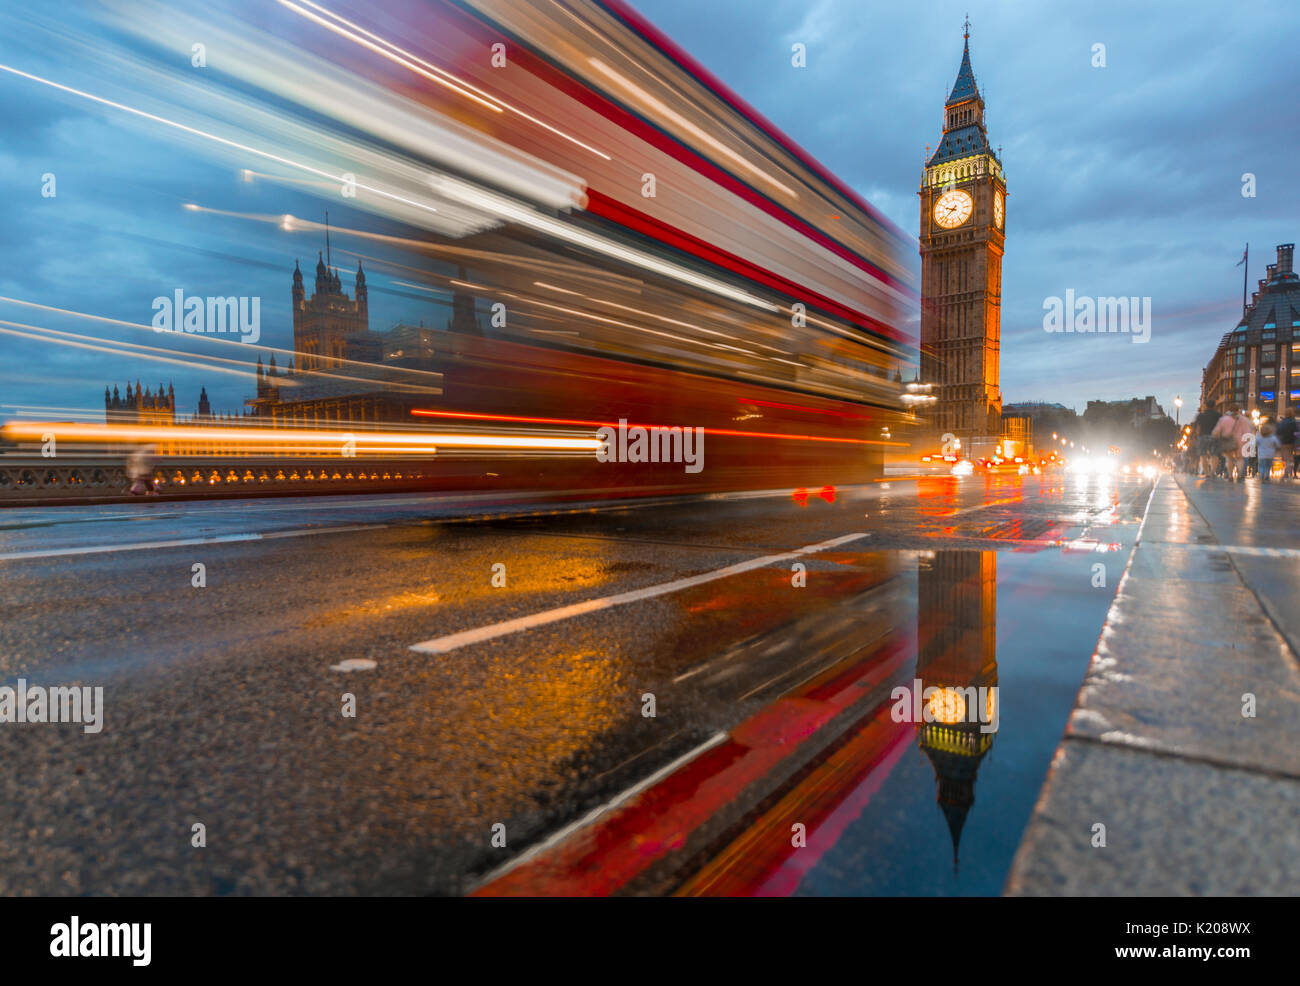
left=0, top=455, right=431, bottom=506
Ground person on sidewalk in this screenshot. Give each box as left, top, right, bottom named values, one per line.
left=126, top=446, right=158, bottom=496
left=1212, top=407, right=1241, bottom=480
left=1248, top=416, right=1262, bottom=478
left=1232, top=410, right=1256, bottom=482
left=1257, top=423, right=1281, bottom=482
left=1195, top=405, right=1221, bottom=477
left=1278, top=408, right=1298, bottom=478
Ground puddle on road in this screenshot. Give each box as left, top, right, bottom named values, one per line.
left=691, top=546, right=1124, bottom=897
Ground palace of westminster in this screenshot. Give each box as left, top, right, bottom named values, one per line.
left=104, top=247, right=484, bottom=434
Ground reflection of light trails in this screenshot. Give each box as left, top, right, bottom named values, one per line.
left=411, top=409, right=905, bottom=446
left=0, top=422, right=603, bottom=454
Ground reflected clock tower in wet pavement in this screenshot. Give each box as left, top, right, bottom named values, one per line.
left=916, top=550, right=999, bottom=874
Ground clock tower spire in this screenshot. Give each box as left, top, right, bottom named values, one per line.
left=919, top=22, right=1006, bottom=441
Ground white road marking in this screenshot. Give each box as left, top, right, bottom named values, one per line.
left=0, top=523, right=385, bottom=561
left=944, top=494, right=1027, bottom=517
left=470, top=730, right=729, bottom=891
left=330, top=658, right=378, bottom=672
left=1181, top=542, right=1300, bottom=560
left=410, top=532, right=870, bottom=655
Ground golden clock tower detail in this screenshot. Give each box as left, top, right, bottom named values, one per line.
left=919, top=21, right=1005, bottom=439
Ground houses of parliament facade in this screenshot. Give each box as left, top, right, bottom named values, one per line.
left=105, top=245, right=480, bottom=435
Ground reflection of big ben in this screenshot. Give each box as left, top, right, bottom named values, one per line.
left=916, top=551, right=998, bottom=871
left=918, top=20, right=1005, bottom=440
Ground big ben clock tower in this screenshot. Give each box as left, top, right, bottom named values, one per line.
left=919, top=20, right=1006, bottom=440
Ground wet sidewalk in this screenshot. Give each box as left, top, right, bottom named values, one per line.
left=1006, top=474, right=1300, bottom=895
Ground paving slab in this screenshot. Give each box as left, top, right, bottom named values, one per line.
left=1069, top=575, right=1300, bottom=777
left=1006, top=740, right=1300, bottom=896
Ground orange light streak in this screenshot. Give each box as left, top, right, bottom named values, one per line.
left=1, top=422, right=602, bottom=452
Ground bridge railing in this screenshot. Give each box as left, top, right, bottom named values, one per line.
left=0, top=455, right=433, bottom=506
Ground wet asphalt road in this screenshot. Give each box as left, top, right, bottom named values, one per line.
left=0, top=473, right=1150, bottom=895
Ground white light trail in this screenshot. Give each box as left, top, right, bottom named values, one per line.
left=0, top=63, right=445, bottom=222
left=587, top=57, right=797, bottom=199
left=283, top=0, right=612, bottom=160
left=429, top=175, right=779, bottom=312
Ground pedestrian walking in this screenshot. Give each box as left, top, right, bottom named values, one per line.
left=1195, top=405, right=1221, bottom=477
left=1257, top=423, right=1281, bottom=482
left=1277, top=409, right=1298, bottom=478
left=1231, top=410, right=1256, bottom=482
left=1248, top=415, right=1262, bottom=478
left=1212, top=407, right=1241, bottom=480
left=126, top=447, right=158, bottom=496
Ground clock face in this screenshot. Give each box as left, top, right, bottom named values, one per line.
left=933, top=189, right=973, bottom=229
left=926, top=687, right=967, bottom=725
left=994, top=190, right=1004, bottom=229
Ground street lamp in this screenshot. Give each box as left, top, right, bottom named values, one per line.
left=1174, top=395, right=1182, bottom=428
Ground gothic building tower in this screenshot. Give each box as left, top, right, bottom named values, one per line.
left=291, top=243, right=370, bottom=372
left=919, top=22, right=1006, bottom=439
left=104, top=380, right=175, bottom=425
